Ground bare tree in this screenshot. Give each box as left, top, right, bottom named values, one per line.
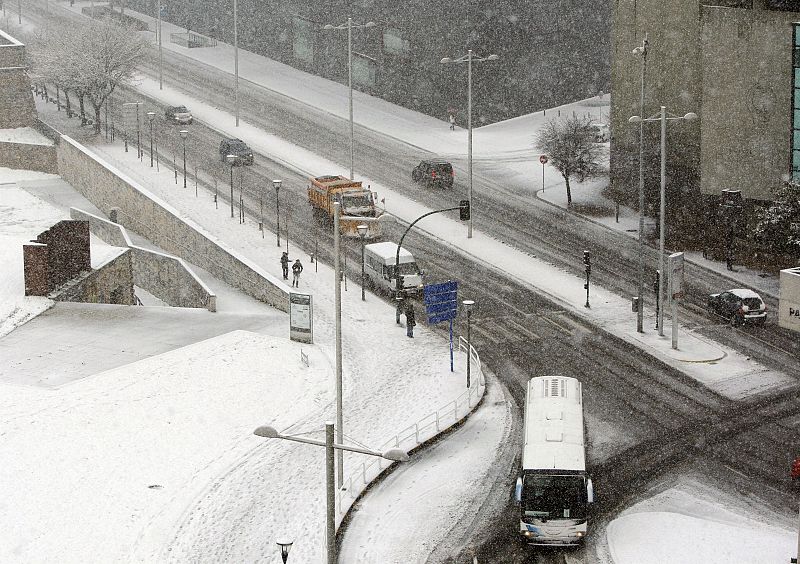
left=32, top=17, right=148, bottom=134
left=535, top=115, right=604, bottom=206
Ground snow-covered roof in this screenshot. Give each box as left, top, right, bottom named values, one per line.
left=729, top=288, right=762, bottom=299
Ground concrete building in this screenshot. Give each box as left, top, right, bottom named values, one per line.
left=610, top=0, right=800, bottom=204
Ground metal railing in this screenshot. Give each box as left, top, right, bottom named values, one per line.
left=335, top=336, right=485, bottom=526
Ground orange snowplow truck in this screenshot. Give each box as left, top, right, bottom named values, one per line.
left=308, top=175, right=383, bottom=238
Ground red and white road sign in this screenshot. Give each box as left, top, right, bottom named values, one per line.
left=539, top=155, right=548, bottom=165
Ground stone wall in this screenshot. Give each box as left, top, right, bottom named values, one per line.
left=54, top=249, right=136, bottom=306
left=70, top=208, right=218, bottom=312
left=0, top=140, right=58, bottom=173
left=23, top=220, right=91, bottom=296
left=0, top=30, right=36, bottom=129
left=57, top=139, right=288, bottom=311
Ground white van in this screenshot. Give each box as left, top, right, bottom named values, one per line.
left=363, top=242, right=424, bottom=295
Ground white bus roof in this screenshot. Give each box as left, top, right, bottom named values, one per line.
left=522, top=376, right=586, bottom=472
left=365, top=242, right=415, bottom=264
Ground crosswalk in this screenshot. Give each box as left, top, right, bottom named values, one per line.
left=466, top=310, right=586, bottom=348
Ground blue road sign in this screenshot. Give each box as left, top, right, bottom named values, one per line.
left=424, top=281, right=459, bottom=324
left=428, top=310, right=457, bottom=324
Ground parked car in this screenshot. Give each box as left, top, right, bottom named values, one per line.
left=165, top=105, right=193, bottom=125
left=588, top=122, right=609, bottom=142
left=707, top=288, right=767, bottom=326
left=219, top=138, right=254, bottom=166
left=412, top=159, right=454, bottom=188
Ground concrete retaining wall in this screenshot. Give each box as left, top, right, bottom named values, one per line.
left=70, top=208, right=217, bottom=312
left=56, top=136, right=288, bottom=312
left=0, top=140, right=58, bottom=173
left=54, top=249, right=136, bottom=306
left=0, top=31, right=36, bottom=129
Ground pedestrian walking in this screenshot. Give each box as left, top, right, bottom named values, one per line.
left=449, top=114, right=456, bottom=131
left=405, top=302, right=416, bottom=338
left=280, top=251, right=289, bottom=280
left=291, top=258, right=303, bottom=288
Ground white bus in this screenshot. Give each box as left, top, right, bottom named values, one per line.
left=514, top=375, right=594, bottom=546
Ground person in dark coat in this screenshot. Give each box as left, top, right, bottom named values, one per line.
left=291, top=258, right=303, bottom=288
left=405, top=302, right=416, bottom=338
left=280, top=252, right=290, bottom=280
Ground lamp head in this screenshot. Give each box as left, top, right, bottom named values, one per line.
left=253, top=425, right=280, bottom=438
left=628, top=115, right=642, bottom=123
left=632, top=46, right=645, bottom=56
left=462, top=299, right=475, bottom=308
left=357, top=224, right=368, bottom=237
left=226, top=154, right=236, bottom=164
left=382, top=448, right=410, bottom=462
left=364, top=21, right=376, bottom=28
left=147, top=111, right=155, bottom=121
left=486, top=54, right=499, bottom=61
left=179, top=129, right=188, bottom=139
left=272, top=179, right=282, bottom=190
left=683, top=112, right=698, bottom=121
left=440, top=57, right=453, bottom=64
left=323, top=24, right=334, bottom=30
left=276, top=539, right=293, bottom=557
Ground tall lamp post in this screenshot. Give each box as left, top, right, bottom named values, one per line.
left=253, top=423, right=409, bottom=564
left=272, top=179, right=281, bottom=247
left=226, top=155, right=236, bottom=218
left=179, top=129, right=188, bottom=189
left=440, top=50, right=499, bottom=239
left=628, top=106, right=697, bottom=336
left=322, top=18, right=376, bottom=181
left=157, top=0, right=163, bottom=89
left=462, top=300, right=475, bottom=388
left=632, top=34, right=649, bottom=333
left=276, top=539, right=293, bottom=564
left=233, top=0, right=239, bottom=126
left=357, top=224, right=367, bottom=301
left=146, top=111, right=155, bottom=167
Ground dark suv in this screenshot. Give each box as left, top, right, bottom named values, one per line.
left=412, top=159, right=454, bottom=188
left=165, top=105, right=193, bottom=125
left=707, top=288, right=767, bottom=326
left=219, top=138, right=254, bottom=166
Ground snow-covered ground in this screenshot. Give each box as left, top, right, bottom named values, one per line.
left=1, top=3, right=798, bottom=562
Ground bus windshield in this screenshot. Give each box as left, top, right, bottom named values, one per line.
left=521, top=474, right=587, bottom=521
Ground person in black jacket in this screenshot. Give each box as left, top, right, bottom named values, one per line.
left=291, top=259, right=303, bottom=288
left=280, top=252, right=289, bottom=280
left=405, top=303, right=416, bottom=338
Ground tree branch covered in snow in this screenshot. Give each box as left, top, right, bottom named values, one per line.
left=753, top=180, right=800, bottom=259
left=535, top=115, right=603, bottom=206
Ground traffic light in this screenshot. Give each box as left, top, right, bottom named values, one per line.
left=459, top=200, right=470, bottom=221
left=583, top=250, right=590, bottom=266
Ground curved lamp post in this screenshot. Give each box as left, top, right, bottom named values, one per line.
left=179, top=129, right=188, bottom=189
left=146, top=111, right=155, bottom=167
left=273, top=179, right=282, bottom=247
left=322, top=18, right=376, bottom=180
left=357, top=224, right=368, bottom=301
left=440, top=50, right=499, bottom=239
left=462, top=300, right=475, bottom=388
left=253, top=423, right=408, bottom=564
left=628, top=108, right=697, bottom=336
left=226, top=154, right=236, bottom=218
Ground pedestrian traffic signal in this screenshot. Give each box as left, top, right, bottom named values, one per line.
left=459, top=200, right=470, bottom=221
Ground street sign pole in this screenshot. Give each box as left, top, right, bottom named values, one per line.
left=539, top=154, right=548, bottom=192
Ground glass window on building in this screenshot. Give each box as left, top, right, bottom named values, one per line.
left=353, top=52, right=377, bottom=87
left=793, top=25, right=800, bottom=179
left=293, top=17, right=314, bottom=65
left=383, top=28, right=411, bottom=57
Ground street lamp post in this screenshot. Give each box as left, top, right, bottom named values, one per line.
left=276, top=539, right=293, bottom=564
left=179, top=129, right=188, bottom=188
left=628, top=106, right=697, bottom=335
left=323, top=18, right=376, bottom=180
left=253, top=422, right=408, bottom=564
left=273, top=179, right=281, bottom=247
left=333, top=203, right=344, bottom=486
left=440, top=50, right=499, bottom=239
left=632, top=34, right=648, bottom=333
left=146, top=111, right=155, bottom=167
left=226, top=155, right=236, bottom=218
left=157, top=0, right=163, bottom=89
left=357, top=224, right=367, bottom=301
left=233, top=0, right=239, bottom=126
left=462, top=300, right=474, bottom=388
